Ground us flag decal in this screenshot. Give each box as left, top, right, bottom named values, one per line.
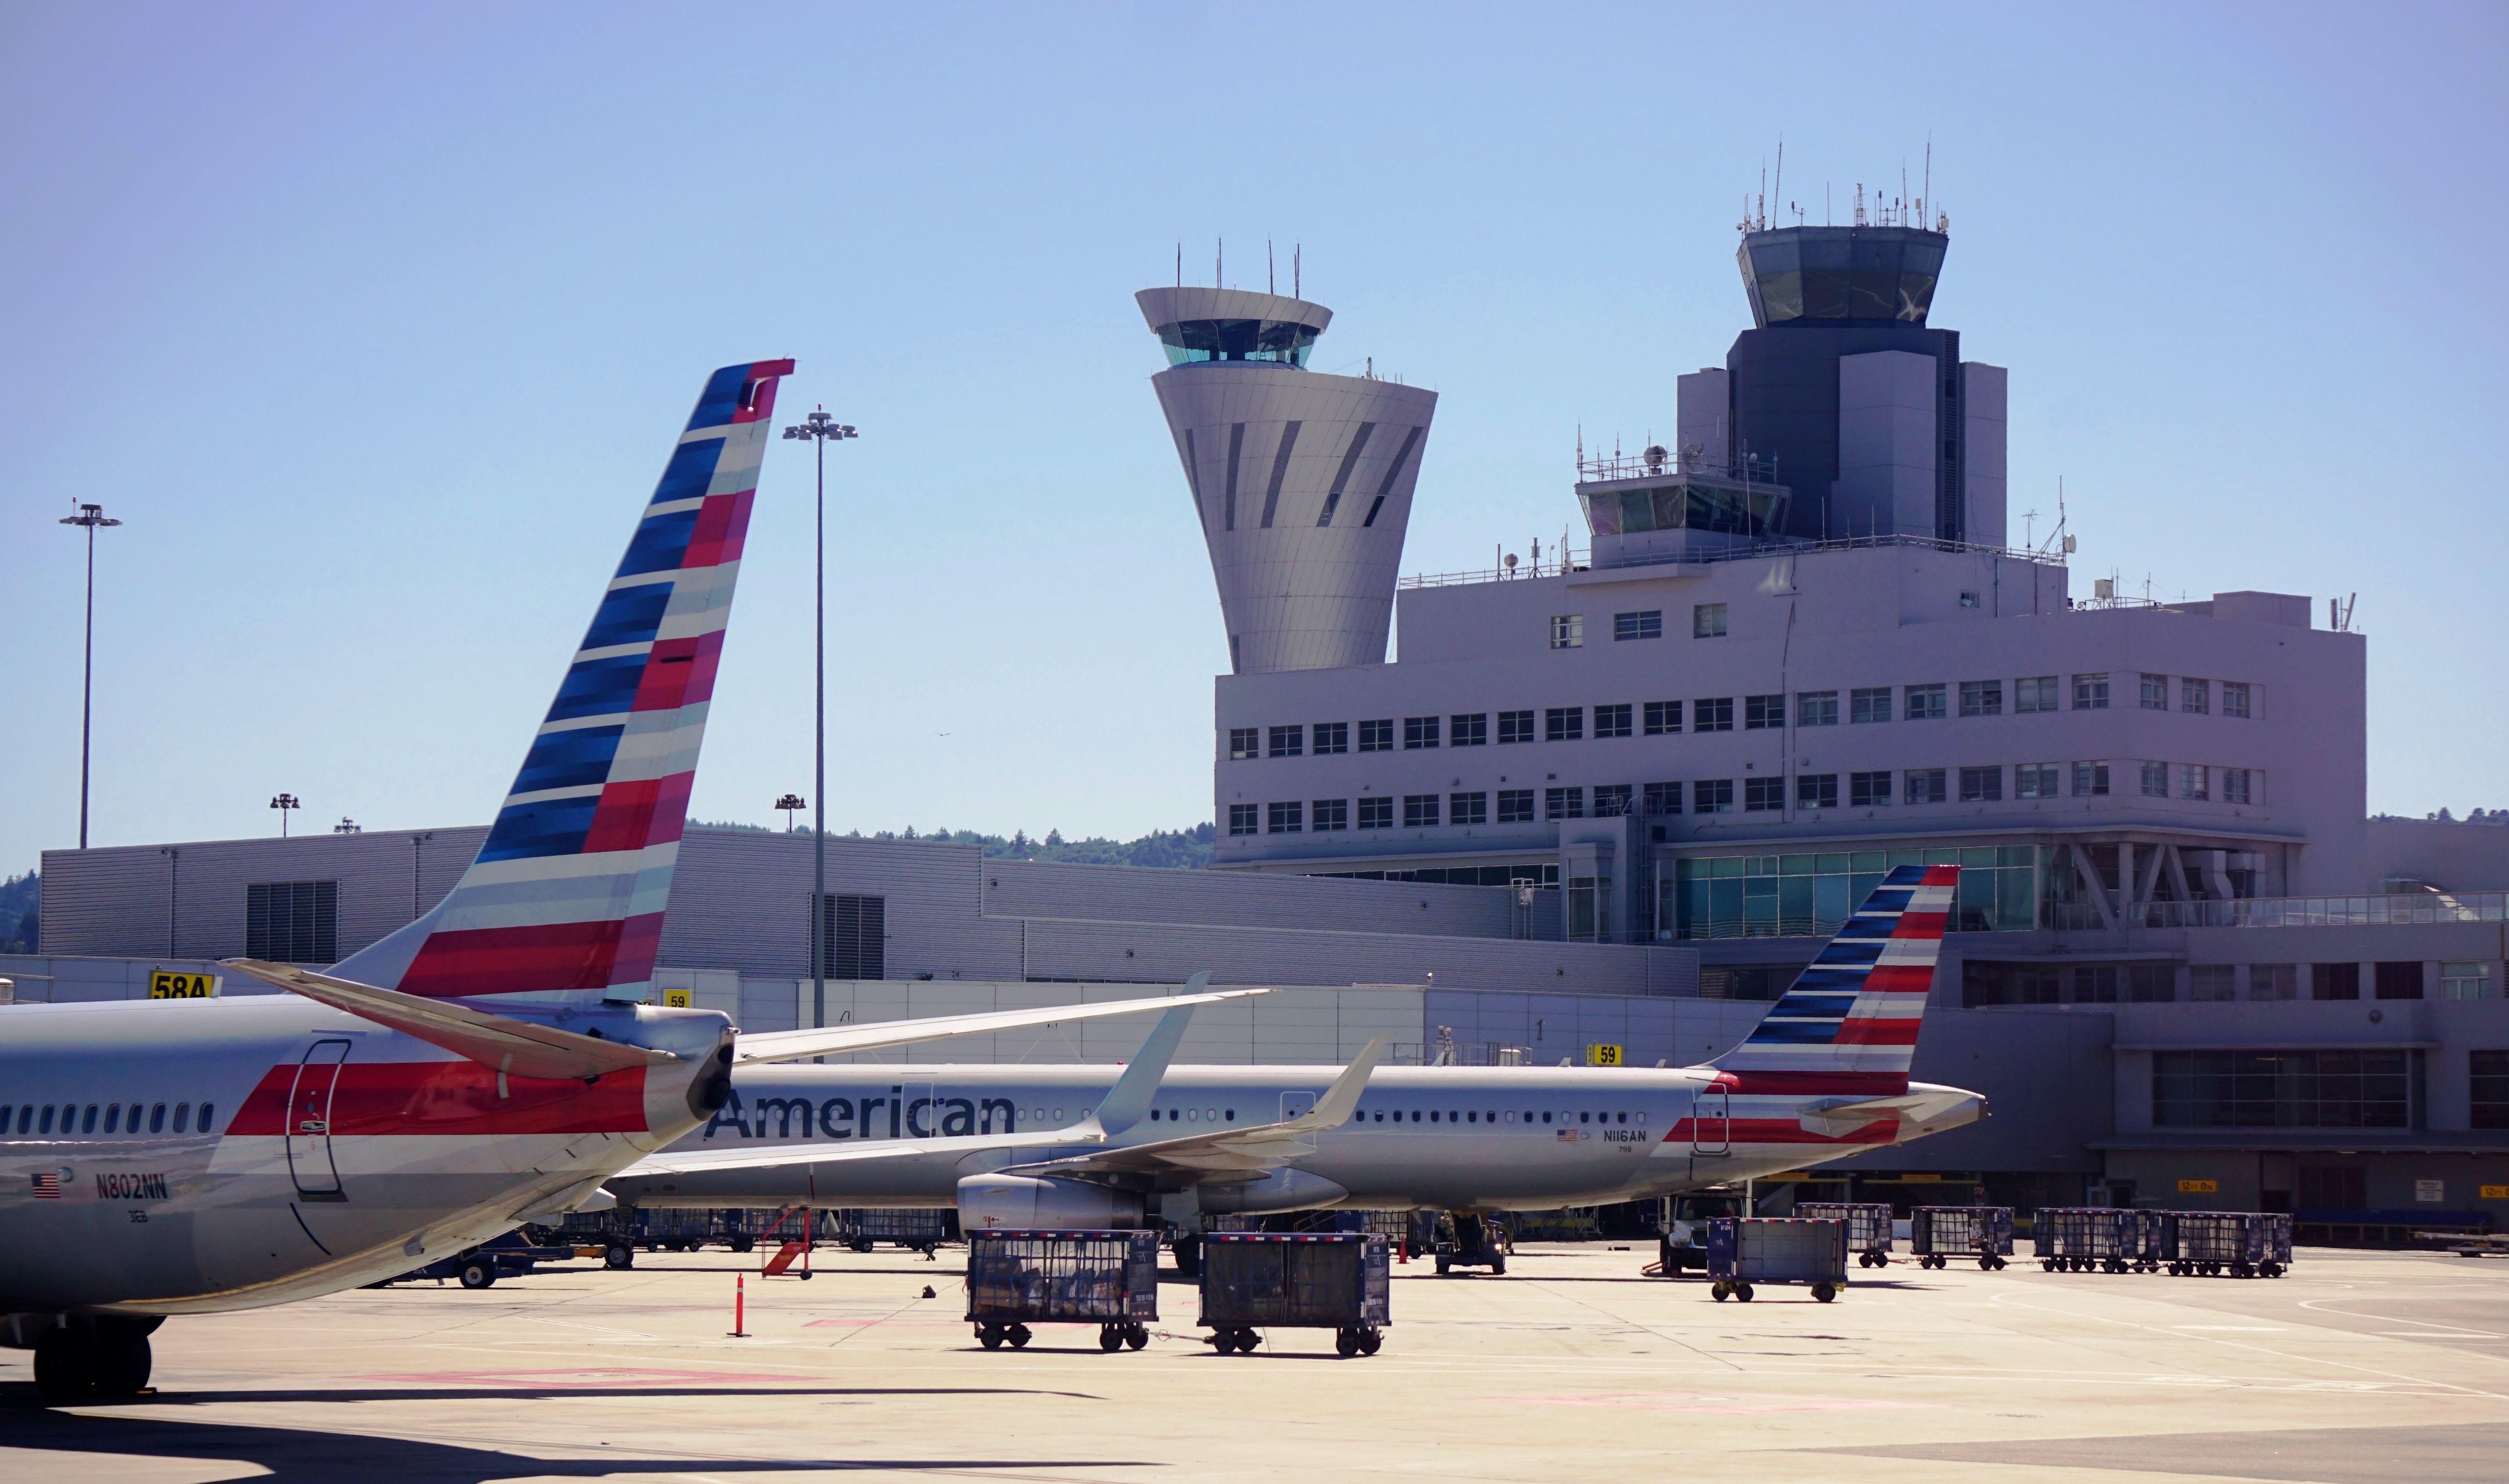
left=30, top=1171, right=63, bottom=1199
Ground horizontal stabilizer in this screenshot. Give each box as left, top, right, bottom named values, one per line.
left=731, top=984, right=1263, bottom=1065
left=223, top=958, right=672, bottom=1081
left=1796, top=1086, right=1982, bottom=1137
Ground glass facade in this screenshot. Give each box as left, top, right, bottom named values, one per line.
left=1580, top=476, right=1788, bottom=539
left=1157, top=318, right=1321, bottom=367
left=1667, top=845, right=2037, bottom=940
left=1738, top=227, right=1945, bottom=327
left=2153, top=1050, right=2422, bottom=1130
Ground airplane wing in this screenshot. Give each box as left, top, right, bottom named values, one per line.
left=731, top=980, right=1262, bottom=1064
left=1000, top=1036, right=1385, bottom=1180
left=224, top=959, right=673, bottom=1080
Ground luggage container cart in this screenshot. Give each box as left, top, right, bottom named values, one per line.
left=838, top=1207, right=950, bottom=1255
left=964, top=1230, right=1159, bottom=1351
left=1705, top=1218, right=1848, bottom=1302
left=2033, top=1207, right=2144, bottom=1273
left=1796, top=1202, right=1895, bottom=1267
left=1199, top=1232, right=1391, bottom=1356
left=2163, top=1212, right=2290, bottom=1278
left=1910, top=1206, right=2013, bottom=1270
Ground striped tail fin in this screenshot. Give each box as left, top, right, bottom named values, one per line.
left=1712, top=864, right=1957, bottom=1088
left=334, top=359, right=795, bottom=1003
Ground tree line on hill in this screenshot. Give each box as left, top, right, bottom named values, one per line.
left=683, top=821, right=1214, bottom=870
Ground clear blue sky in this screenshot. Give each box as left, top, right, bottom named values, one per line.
left=4, top=3, right=2504, bottom=875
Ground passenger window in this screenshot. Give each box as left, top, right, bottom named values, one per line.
left=1467, top=1111, right=1478, bottom=1123
left=16, top=1106, right=31, bottom=1134
left=1541, top=1111, right=1551, bottom=1124
left=151, top=1103, right=166, bottom=1133
left=38, top=1106, right=53, bottom=1135
left=1411, top=1110, right=1421, bottom=1123
left=1618, top=1112, right=1627, bottom=1125
left=1579, top=1111, right=1590, bottom=1125
left=1429, top=1111, right=1440, bottom=1123
left=198, top=1102, right=215, bottom=1131
left=104, top=1104, right=121, bottom=1133
left=83, top=1104, right=99, bottom=1133
left=1225, top=1109, right=1234, bottom=1121
left=1487, top=1111, right=1497, bottom=1123
left=175, top=1103, right=191, bottom=1133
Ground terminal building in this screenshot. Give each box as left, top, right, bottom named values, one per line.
left=17, top=213, right=2509, bottom=1241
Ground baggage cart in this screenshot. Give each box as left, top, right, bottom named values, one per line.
left=964, top=1230, right=1159, bottom=1351
left=1910, top=1206, right=2014, bottom=1269
left=1796, top=1202, right=1895, bottom=1267
left=2033, top=1207, right=2145, bottom=1273
left=1199, top=1232, right=1391, bottom=1356
left=2162, top=1212, right=2290, bottom=1278
left=838, top=1207, right=951, bottom=1255
left=1704, top=1217, right=1848, bottom=1302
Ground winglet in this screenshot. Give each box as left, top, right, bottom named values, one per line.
left=1087, top=978, right=1208, bottom=1136
left=1285, top=1035, right=1385, bottom=1132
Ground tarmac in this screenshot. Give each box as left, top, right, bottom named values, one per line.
left=4, top=1241, right=2507, bottom=1483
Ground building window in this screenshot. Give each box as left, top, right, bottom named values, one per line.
left=1905, top=768, right=1948, bottom=804
left=2250, top=964, right=2299, bottom=1001
left=1358, top=796, right=1393, bottom=830
left=1644, top=701, right=1682, bottom=735
left=2475, top=1051, right=2509, bottom=1128
left=2016, top=763, right=2060, bottom=799
left=1496, top=788, right=1535, bottom=823
left=1550, top=614, right=1585, bottom=649
left=2313, top=962, right=2361, bottom=1001
left=1673, top=844, right=2039, bottom=941
left=2073, top=673, right=2110, bottom=710
left=1497, top=709, right=1535, bottom=745
left=2073, top=761, right=2110, bottom=797
left=245, top=880, right=339, bottom=964
left=1642, top=781, right=1682, bottom=815
left=2223, top=682, right=2252, bottom=719
left=1312, top=798, right=1348, bottom=832
left=1743, top=777, right=1784, bottom=811
left=1545, top=707, right=1584, bottom=742
left=1796, top=691, right=1838, bottom=728
left=1795, top=773, right=1838, bottom=809
left=1959, top=590, right=1981, bottom=609
left=1312, top=721, right=1349, bottom=755
left=1693, top=697, right=1734, bottom=732
left=1958, top=679, right=2003, bottom=718
left=2442, top=962, right=2492, bottom=1000
left=1403, top=794, right=1440, bottom=828
left=1268, top=724, right=1303, bottom=758
left=1958, top=766, right=2002, bottom=802
left=1449, top=791, right=1489, bottom=826
left=1593, top=784, right=1633, bottom=817
left=1614, top=609, right=1663, bottom=641
left=814, top=893, right=885, bottom=980
left=2140, top=761, right=2169, bottom=797
left=2222, top=767, right=2253, bottom=805
left=1545, top=786, right=1585, bottom=820
left=1905, top=683, right=1947, bottom=720
left=2072, top=966, right=2120, bottom=1003
left=1850, top=770, right=1891, bottom=807
left=1267, top=801, right=1303, bottom=833
left=2153, top=1049, right=2421, bottom=1130
left=1693, top=779, right=1735, bottom=813
left=1693, top=603, right=1728, bottom=638
left=1850, top=687, right=1892, bottom=724
left=2130, top=965, right=2175, bottom=1002
left=2375, top=961, right=2424, bottom=1001
left=1743, top=694, right=1785, bottom=730
left=2178, top=764, right=2208, bottom=800
left=1228, top=727, right=1258, bottom=761
left=1402, top=716, right=1439, bottom=749
left=2189, top=965, right=2237, bottom=1001
left=1594, top=704, right=1632, bottom=739
left=2016, top=676, right=2060, bottom=714
left=1358, top=718, right=1393, bottom=752
left=2182, top=678, right=2210, bottom=714
left=2140, top=673, right=2169, bottom=710
left=1450, top=713, right=1487, bottom=747
left=1228, top=804, right=1258, bottom=835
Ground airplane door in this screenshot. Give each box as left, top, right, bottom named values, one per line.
left=1689, top=1085, right=1731, bottom=1158
left=286, top=1039, right=351, bottom=1200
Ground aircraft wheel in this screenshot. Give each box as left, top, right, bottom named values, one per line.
left=1007, top=1324, right=1032, bottom=1349
left=1812, top=1283, right=1837, bottom=1303
left=33, top=1328, right=90, bottom=1402
left=1172, top=1237, right=1202, bottom=1278
left=93, top=1329, right=152, bottom=1398
left=604, top=1243, right=634, bottom=1270
left=458, top=1260, right=497, bottom=1290
left=1336, top=1328, right=1360, bottom=1357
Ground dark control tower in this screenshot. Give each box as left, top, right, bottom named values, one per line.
left=1677, top=220, right=2005, bottom=547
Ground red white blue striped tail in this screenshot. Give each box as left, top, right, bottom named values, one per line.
left=1713, top=864, right=1957, bottom=1087
left=333, top=360, right=794, bottom=1003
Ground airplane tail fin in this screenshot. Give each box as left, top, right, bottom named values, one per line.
left=332, top=360, right=795, bottom=1003
left=1711, top=864, right=1957, bottom=1090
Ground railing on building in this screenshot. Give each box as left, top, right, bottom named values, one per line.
left=1399, top=531, right=2065, bottom=591
left=2048, top=891, right=2509, bottom=932
left=1386, top=1036, right=1528, bottom=1067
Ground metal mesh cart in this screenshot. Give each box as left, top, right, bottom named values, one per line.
left=1704, top=1217, right=1849, bottom=1302
left=964, top=1230, right=1160, bottom=1351
left=1796, top=1202, right=1895, bottom=1267
left=1199, top=1232, right=1391, bottom=1356
left=2163, top=1212, right=2291, bottom=1278
left=1910, top=1206, right=2014, bottom=1269
left=2033, top=1207, right=2149, bottom=1273
left=838, top=1207, right=951, bottom=1255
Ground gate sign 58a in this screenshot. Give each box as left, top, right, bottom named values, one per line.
left=149, top=970, right=219, bottom=999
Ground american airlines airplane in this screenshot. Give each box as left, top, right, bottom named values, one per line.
left=609, top=866, right=1986, bottom=1270
left=0, top=360, right=1247, bottom=1401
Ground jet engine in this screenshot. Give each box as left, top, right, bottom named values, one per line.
left=1195, top=1169, right=1350, bottom=1215
left=957, top=1174, right=1147, bottom=1232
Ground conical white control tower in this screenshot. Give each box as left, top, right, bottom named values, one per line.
left=1138, top=287, right=1437, bottom=673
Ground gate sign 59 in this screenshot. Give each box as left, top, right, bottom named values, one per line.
left=149, top=970, right=220, bottom=999
left=1586, top=1044, right=1624, bottom=1067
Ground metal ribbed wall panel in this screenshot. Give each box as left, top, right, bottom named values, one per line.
left=1017, top=916, right=1699, bottom=997
left=658, top=832, right=1022, bottom=980
left=980, top=856, right=1528, bottom=938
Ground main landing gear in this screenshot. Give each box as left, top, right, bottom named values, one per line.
left=33, top=1317, right=160, bottom=1402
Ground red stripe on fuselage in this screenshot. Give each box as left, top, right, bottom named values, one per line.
left=1666, top=1116, right=1897, bottom=1146
left=1717, top=1071, right=1910, bottom=1096
left=228, top=1058, right=650, bottom=1136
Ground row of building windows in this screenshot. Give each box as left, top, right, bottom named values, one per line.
left=1227, top=676, right=2257, bottom=761
left=1227, top=761, right=2261, bottom=835
left=1965, top=960, right=2494, bottom=1007
left=11, top=1099, right=215, bottom=1136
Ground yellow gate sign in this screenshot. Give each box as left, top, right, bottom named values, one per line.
left=149, top=969, right=220, bottom=999
left=661, top=988, right=692, bottom=1008
left=1585, top=1043, right=1624, bottom=1067
left=2480, top=1184, right=2509, bottom=1201
left=2177, top=1178, right=2218, bottom=1195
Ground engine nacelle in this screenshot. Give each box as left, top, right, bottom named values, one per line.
left=1196, top=1169, right=1350, bottom=1216
left=957, top=1174, right=1147, bottom=1232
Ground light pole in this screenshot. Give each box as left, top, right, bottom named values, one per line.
left=781, top=408, right=857, bottom=1032
left=775, top=794, right=805, bottom=834
left=58, top=501, right=122, bottom=848
left=269, top=793, right=301, bottom=837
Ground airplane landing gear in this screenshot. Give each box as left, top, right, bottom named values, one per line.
left=33, top=1318, right=158, bottom=1402
left=1170, top=1234, right=1202, bottom=1277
